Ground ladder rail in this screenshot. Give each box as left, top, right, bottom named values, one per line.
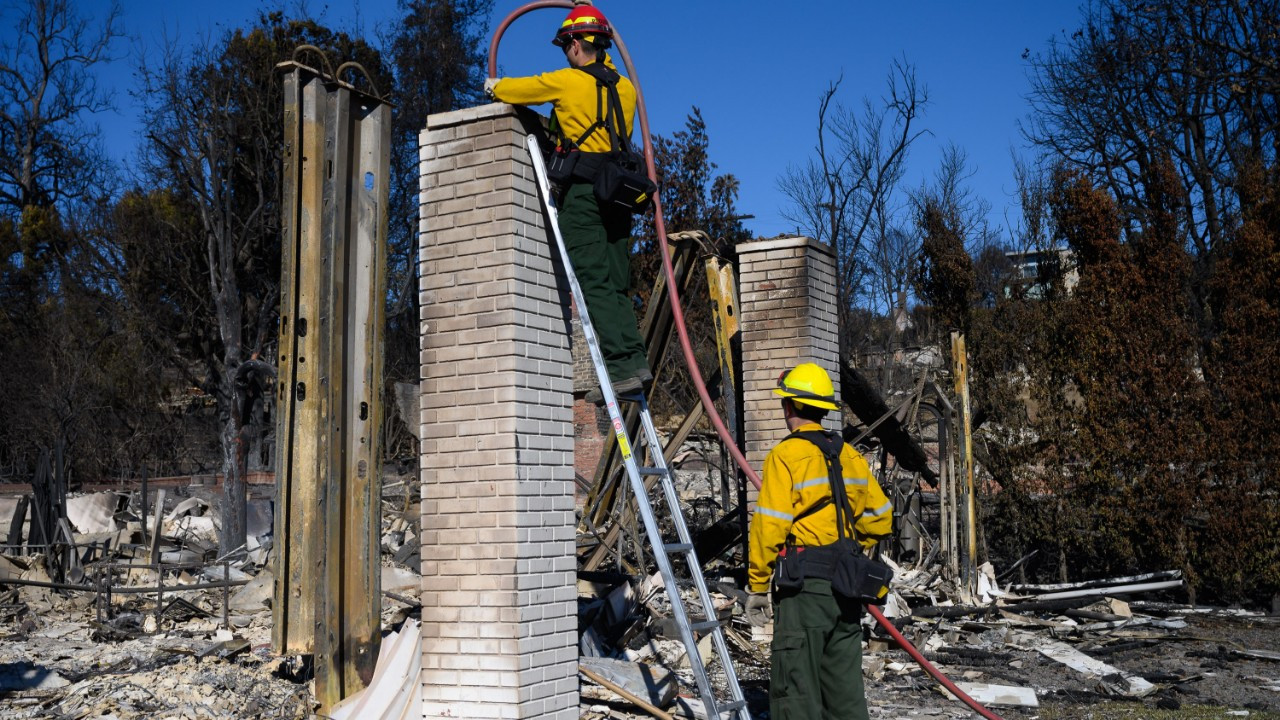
left=635, top=399, right=746, bottom=712
left=525, top=135, right=750, bottom=720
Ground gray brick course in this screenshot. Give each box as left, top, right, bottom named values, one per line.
left=418, top=102, right=578, bottom=719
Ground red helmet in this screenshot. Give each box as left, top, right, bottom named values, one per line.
left=552, top=5, right=613, bottom=47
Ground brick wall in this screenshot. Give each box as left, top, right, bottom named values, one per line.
left=418, top=103, right=578, bottom=720
left=570, top=312, right=608, bottom=499
left=738, top=236, right=842, bottom=495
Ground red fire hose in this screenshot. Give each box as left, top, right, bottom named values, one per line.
left=487, top=5, right=1004, bottom=719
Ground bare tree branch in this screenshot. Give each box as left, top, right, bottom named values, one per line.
left=0, top=0, right=120, bottom=215
left=778, top=59, right=929, bottom=352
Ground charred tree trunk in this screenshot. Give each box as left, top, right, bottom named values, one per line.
left=220, top=388, right=247, bottom=558
left=222, top=357, right=273, bottom=556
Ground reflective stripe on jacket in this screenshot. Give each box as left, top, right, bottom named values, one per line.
left=748, top=422, right=893, bottom=593
left=491, top=56, right=636, bottom=154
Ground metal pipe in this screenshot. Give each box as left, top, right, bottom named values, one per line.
left=0, top=576, right=249, bottom=594
left=580, top=666, right=674, bottom=720
left=1008, top=568, right=1180, bottom=593
left=1031, top=580, right=1184, bottom=602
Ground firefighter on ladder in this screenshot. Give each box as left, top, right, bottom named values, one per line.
left=485, top=4, right=651, bottom=405
left=746, top=363, right=893, bottom=720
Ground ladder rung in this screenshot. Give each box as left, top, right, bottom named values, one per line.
left=638, top=467, right=668, bottom=476
left=663, top=542, right=693, bottom=554
left=690, top=619, right=721, bottom=633
left=716, top=699, right=748, bottom=713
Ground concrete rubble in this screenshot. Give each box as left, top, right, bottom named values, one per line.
left=571, top=446, right=1280, bottom=719
left=1, top=451, right=1278, bottom=719
left=0, top=475, right=424, bottom=719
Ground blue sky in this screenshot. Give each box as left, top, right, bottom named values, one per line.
left=26, top=0, right=1084, bottom=241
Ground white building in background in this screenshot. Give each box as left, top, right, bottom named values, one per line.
left=1004, top=248, right=1079, bottom=299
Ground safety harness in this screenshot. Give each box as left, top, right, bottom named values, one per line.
left=546, top=61, right=655, bottom=212
left=774, top=429, right=893, bottom=603
left=569, top=63, right=628, bottom=151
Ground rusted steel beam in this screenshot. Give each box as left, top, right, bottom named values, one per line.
left=272, top=58, right=389, bottom=711
left=704, top=254, right=741, bottom=446
left=951, top=332, right=976, bottom=586
left=274, top=66, right=319, bottom=655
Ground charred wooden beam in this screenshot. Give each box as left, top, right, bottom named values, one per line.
left=839, top=363, right=937, bottom=482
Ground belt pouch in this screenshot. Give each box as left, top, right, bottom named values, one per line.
left=830, top=539, right=893, bottom=604
left=546, top=147, right=579, bottom=185
left=774, top=545, right=806, bottom=591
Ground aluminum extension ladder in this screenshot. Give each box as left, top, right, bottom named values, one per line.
left=526, top=135, right=751, bottom=720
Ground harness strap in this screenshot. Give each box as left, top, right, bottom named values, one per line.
left=786, top=430, right=855, bottom=543
left=568, top=62, right=633, bottom=155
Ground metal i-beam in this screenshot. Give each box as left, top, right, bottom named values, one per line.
left=272, top=59, right=389, bottom=710
left=704, top=254, right=741, bottom=446
left=704, top=253, right=746, bottom=561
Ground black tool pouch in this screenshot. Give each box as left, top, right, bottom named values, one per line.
left=594, top=150, right=655, bottom=213
left=829, top=538, right=893, bottom=604
left=789, top=430, right=894, bottom=605
left=545, top=147, right=579, bottom=185
left=773, top=544, right=806, bottom=591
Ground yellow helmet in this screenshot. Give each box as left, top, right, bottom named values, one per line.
left=773, top=363, right=839, bottom=411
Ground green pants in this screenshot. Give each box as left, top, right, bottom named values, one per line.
left=558, top=182, right=647, bottom=382
left=770, top=578, right=870, bottom=720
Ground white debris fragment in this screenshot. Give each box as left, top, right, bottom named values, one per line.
left=66, top=492, right=120, bottom=534
left=951, top=682, right=1039, bottom=707
left=1027, top=634, right=1155, bottom=697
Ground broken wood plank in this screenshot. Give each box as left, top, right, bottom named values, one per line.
left=580, top=663, right=674, bottom=720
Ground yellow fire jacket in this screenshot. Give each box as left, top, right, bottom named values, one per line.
left=748, top=423, right=893, bottom=593
left=492, top=55, right=636, bottom=154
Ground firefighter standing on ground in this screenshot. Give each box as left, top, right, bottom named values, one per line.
left=746, top=363, right=893, bottom=720
left=486, top=5, right=651, bottom=403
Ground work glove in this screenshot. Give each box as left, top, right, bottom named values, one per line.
left=744, top=591, right=771, bottom=627
left=483, top=77, right=499, bottom=99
